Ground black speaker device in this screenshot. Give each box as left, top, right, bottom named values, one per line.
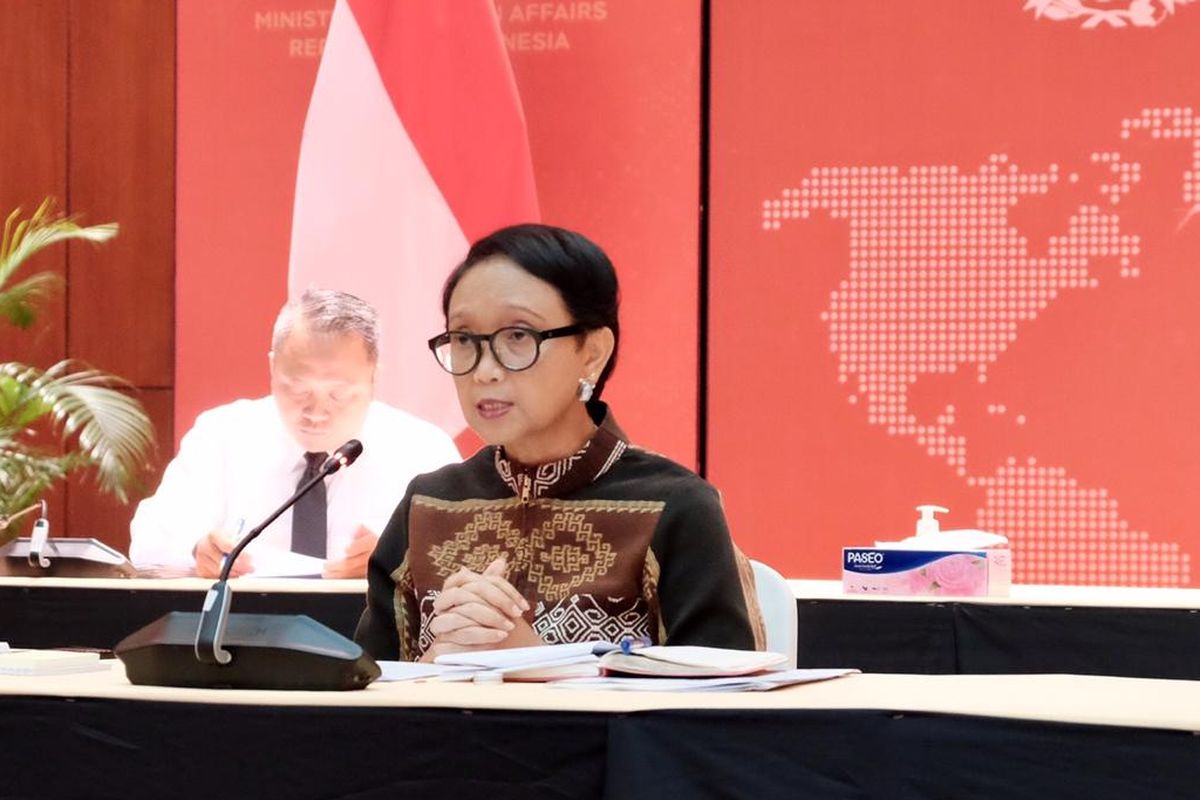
left=115, top=440, right=381, bottom=691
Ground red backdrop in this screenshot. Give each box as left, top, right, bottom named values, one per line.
left=179, top=1, right=1200, bottom=585
left=176, top=0, right=701, bottom=466
left=709, top=0, right=1200, bottom=585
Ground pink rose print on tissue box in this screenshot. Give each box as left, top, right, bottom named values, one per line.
left=921, top=553, right=988, bottom=596
left=843, top=548, right=1007, bottom=596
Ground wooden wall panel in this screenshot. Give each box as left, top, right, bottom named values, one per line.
left=0, top=0, right=68, bottom=369
left=67, top=0, right=175, bottom=388
left=0, top=2, right=176, bottom=551
left=57, top=1, right=175, bottom=550
left=0, top=1, right=69, bottom=530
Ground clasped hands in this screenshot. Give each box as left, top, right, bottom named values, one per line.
left=421, top=557, right=541, bottom=661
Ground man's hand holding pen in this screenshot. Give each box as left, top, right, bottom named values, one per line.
left=194, top=528, right=253, bottom=578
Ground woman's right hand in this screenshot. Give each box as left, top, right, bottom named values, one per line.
left=420, top=558, right=530, bottom=659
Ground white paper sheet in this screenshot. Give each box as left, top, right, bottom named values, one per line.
left=375, top=661, right=480, bottom=682
left=433, top=641, right=616, bottom=670
left=551, top=668, right=860, bottom=693
left=236, top=548, right=326, bottom=578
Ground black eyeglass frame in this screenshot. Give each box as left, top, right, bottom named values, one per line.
left=427, top=324, right=586, bottom=375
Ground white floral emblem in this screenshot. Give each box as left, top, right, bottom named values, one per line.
left=1024, top=0, right=1193, bottom=27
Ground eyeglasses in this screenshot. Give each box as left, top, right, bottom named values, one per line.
left=427, top=325, right=585, bottom=375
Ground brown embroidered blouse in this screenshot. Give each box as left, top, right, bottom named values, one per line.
left=355, top=403, right=756, bottom=661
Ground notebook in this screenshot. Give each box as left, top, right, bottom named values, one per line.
left=430, top=641, right=620, bottom=681
left=599, top=646, right=788, bottom=677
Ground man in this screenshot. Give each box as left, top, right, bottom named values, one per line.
left=129, top=289, right=460, bottom=578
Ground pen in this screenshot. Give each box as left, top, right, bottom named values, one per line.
left=220, top=518, right=246, bottom=569
left=620, top=635, right=651, bottom=655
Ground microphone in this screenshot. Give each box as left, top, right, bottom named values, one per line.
left=201, top=438, right=364, bottom=656
left=211, top=438, right=363, bottom=587
left=0, top=500, right=51, bottom=567
left=28, top=500, right=50, bottom=568
left=322, top=438, right=363, bottom=474
left=115, top=438, right=381, bottom=690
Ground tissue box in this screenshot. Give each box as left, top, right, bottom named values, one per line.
left=842, top=547, right=1011, bottom=597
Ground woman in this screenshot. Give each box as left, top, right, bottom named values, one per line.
left=356, top=224, right=758, bottom=661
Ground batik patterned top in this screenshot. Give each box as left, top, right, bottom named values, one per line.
left=355, top=403, right=757, bottom=661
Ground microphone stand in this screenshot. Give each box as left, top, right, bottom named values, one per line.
left=0, top=500, right=50, bottom=567
left=194, top=450, right=351, bottom=665
left=116, top=440, right=378, bottom=690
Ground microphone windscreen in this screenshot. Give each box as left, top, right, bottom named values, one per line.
left=326, top=439, right=364, bottom=473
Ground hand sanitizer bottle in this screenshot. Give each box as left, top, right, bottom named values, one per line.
left=915, top=505, right=948, bottom=538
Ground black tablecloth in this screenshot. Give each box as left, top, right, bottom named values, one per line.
left=6, top=584, right=1200, bottom=679
left=796, top=599, right=1200, bottom=679
left=0, top=697, right=1196, bottom=800
left=0, top=584, right=364, bottom=650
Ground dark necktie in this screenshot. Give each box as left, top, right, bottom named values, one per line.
left=291, top=451, right=328, bottom=558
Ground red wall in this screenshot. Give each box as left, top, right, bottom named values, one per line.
left=175, top=1, right=1200, bottom=586
left=709, top=0, right=1200, bottom=585
left=176, top=0, right=701, bottom=468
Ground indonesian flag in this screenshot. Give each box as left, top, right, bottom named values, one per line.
left=288, top=0, right=539, bottom=440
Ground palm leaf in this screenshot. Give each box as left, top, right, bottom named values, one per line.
left=0, top=271, right=63, bottom=329
left=0, top=365, right=55, bottom=429
left=0, top=200, right=147, bottom=538
left=0, top=438, right=74, bottom=521
left=0, top=200, right=118, bottom=300
left=0, top=361, right=154, bottom=504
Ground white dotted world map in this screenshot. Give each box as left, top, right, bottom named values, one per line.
left=763, top=107, right=1200, bottom=585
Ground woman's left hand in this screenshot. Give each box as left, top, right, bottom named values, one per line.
left=425, top=557, right=543, bottom=653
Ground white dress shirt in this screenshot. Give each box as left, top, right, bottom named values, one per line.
left=129, top=396, right=461, bottom=570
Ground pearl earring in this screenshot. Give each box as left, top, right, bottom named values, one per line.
left=578, top=377, right=595, bottom=403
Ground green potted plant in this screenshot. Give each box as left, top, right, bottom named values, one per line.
left=0, top=199, right=154, bottom=544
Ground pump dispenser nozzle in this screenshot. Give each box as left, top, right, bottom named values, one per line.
left=915, top=505, right=949, bottom=537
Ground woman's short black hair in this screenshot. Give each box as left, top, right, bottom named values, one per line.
left=441, top=223, right=620, bottom=398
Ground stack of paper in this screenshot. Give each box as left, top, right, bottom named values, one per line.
left=375, top=661, right=479, bottom=683
left=424, top=643, right=830, bottom=687
left=434, top=641, right=616, bottom=681
left=0, top=649, right=112, bottom=676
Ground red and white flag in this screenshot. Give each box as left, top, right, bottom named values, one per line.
left=289, top=0, right=539, bottom=440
